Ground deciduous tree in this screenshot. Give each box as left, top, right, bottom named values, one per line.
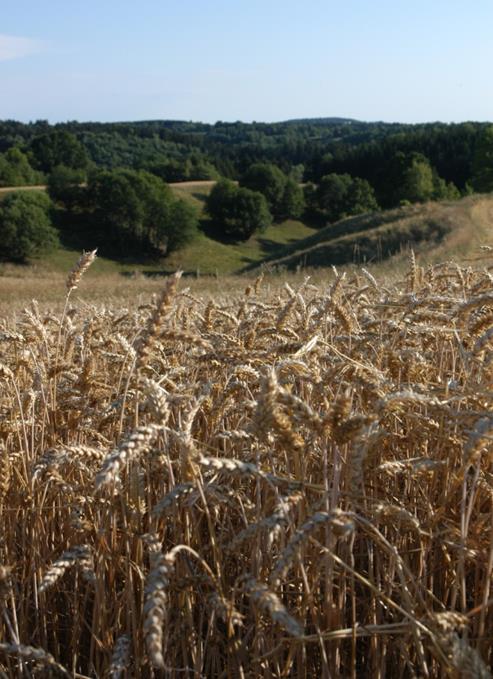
left=240, top=163, right=289, bottom=220
left=315, top=173, right=378, bottom=222
left=29, top=131, right=89, bottom=173
left=0, top=148, right=43, bottom=186
left=206, top=179, right=272, bottom=240
left=0, top=191, right=58, bottom=261
left=81, top=169, right=197, bottom=256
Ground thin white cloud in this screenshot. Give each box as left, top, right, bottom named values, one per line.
left=0, top=34, right=44, bottom=62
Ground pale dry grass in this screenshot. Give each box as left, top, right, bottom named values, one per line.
left=0, top=270, right=252, bottom=317
left=0, top=253, right=493, bottom=676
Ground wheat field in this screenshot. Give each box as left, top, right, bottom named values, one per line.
left=1, top=250, right=493, bottom=677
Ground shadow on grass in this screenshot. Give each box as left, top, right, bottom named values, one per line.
left=120, top=269, right=219, bottom=279
left=198, top=218, right=247, bottom=245
left=237, top=234, right=315, bottom=271
left=301, top=212, right=328, bottom=230
left=54, top=209, right=166, bottom=268
left=191, top=192, right=208, bottom=204
left=256, top=236, right=303, bottom=254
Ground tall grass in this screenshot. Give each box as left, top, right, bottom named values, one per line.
left=0, top=252, right=493, bottom=676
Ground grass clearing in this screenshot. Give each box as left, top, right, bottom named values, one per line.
left=169, top=179, right=216, bottom=211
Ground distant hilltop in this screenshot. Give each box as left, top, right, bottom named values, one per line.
left=282, top=117, right=362, bottom=125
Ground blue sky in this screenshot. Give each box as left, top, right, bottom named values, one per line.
left=1, top=0, right=492, bottom=124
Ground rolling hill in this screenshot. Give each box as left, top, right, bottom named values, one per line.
left=244, top=194, right=493, bottom=272
left=2, top=181, right=493, bottom=279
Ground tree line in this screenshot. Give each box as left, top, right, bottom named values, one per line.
left=1, top=118, right=491, bottom=186
left=2, top=166, right=198, bottom=262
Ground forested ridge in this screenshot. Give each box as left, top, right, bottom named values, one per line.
left=0, top=117, right=489, bottom=186
left=1, top=117, right=492, bottom=265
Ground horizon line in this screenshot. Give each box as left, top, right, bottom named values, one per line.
left=2, top=115, right=493, bottom=127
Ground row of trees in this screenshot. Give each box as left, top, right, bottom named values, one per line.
left=206, top=169, right=378, bottom=242
left=205, top=163, right=305, bottom=240
left=0, top=152, right=485, bottom=262
left=303, top=152, right=462, bottom=223
left=1, top=169, right=198, bottom=262
left=204, top=151, right=466, bottom=241
left=308, top=125, right=489, bottom=205
left=51, top=168, right=198, bottom=257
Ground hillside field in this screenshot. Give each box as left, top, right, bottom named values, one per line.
left=2, top=183, right=493, bottom=316
left=0, top=181, right=315, bottom=277
left=3, top=183, right=493, bottom=279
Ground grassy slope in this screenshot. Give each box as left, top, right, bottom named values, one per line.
left=3, top=188, right=493, bottom=315
left=249, top=194, right=493, bottom=272
left=0, top=182, right=316, bottom=277
left=2, top=183, right=493, bottom=281
left=166, top=183, right=317, bottom=274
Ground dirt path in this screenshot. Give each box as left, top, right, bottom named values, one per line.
left=471, top=196, right=493, bottom=234
left=459, top=197, right=493, bottom=252
left=0, top=180, right=218, bottom=193
left=168, top=180, right=218, bottom=188
left=0, top=184, right=47, bottom=193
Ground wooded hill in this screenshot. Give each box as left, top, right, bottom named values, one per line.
left=1, top=117, right=492, bottom=268
left=0, top=118, right=490, bottom=193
